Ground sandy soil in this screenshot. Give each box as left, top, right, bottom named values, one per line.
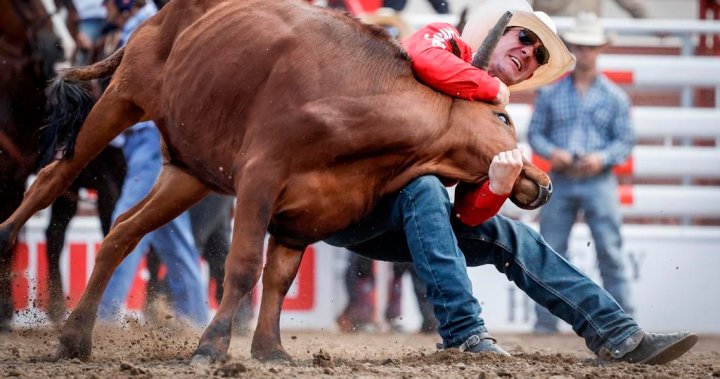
left=1, top=321, right=718, bottom=378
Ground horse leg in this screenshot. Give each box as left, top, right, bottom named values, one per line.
left=93, top=146, right=126, bottom=236
left=193, top=172, right=279, bottom=363
left=0, top=93, right=143, bottom=258
left=45, top=191, right=79, bottom=326
left=0, top=180, right=25, bottom=332
left=251, top=238, right=304, bottom=361
left=56, top=165, right=209, bottom=360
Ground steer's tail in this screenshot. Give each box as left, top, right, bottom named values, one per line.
left=39, top=47, right=126, bottom=167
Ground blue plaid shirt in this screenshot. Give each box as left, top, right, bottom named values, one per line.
left=528, top=75, right=634, bottom=168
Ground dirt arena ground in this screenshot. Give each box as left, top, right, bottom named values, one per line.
left=1, top=320, right=718, bottom=378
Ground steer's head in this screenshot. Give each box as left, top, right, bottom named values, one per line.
left=448, top=100, right=552, bottom=210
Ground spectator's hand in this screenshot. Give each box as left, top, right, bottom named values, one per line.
left=549, top=149, right=573, bottom=170
left=76, top=31, right=93, bottom=51
left=488, top=149, right=524, bottom=195
left=575, top=153, right=604, bottom=175
left=492, top=78, right=509, bottom=108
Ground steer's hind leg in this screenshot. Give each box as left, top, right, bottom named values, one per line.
left=56, top=166, right=209, bottom=361
left=251, top=238, right=305, bottom=361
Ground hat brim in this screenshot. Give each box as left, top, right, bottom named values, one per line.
left=461, top=0, right=575, bottom=92
left=561, top=32, right=609, bottom=47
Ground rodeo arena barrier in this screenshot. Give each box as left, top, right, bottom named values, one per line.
left=9, top=11, right=720, bottom=335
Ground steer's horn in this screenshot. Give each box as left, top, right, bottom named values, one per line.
left=471, top=11, right=513, bottom=71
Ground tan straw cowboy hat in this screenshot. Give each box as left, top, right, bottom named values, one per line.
left=561, top=12, right=609, bottom=47
left=461, top=0, right=575, bottom=92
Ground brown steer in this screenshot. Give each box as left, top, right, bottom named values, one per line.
left=0, top=0, right=551, bottom=362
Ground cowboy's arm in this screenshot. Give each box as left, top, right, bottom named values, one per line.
left=455, top=181, right=507, bottom=226
left=403, top=23, right=500, bottom=101
left=454, top=149, right=524, bottom=226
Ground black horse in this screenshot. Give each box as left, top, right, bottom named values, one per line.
left=0, top=0, right=66, bottom=331
left=0, top=0, right=126, bottom=330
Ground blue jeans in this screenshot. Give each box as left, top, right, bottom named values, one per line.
left=535, top=172, right=632, bottom=333
left=74, top=18, right=105, bottom=66
left=98, top=125, right=208, bottom=326
left=325, top=175, right=640, bottom=356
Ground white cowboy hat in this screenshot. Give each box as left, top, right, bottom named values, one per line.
left=561, top=12, right=609, bottom=47
left=461, top=0, right=575, bottom=92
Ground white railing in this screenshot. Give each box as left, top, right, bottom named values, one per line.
left=509, top=104, right=720, bottom=140
left=598, top=55, right=720, bottom=88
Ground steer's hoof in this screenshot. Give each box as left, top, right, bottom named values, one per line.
left=190, top=354, right=214, bottom=367
left=55, top=336, right=91, bottom=361
left=192, top=345, right=227, bottom=365
left=251, top=348, right=292, bottom=362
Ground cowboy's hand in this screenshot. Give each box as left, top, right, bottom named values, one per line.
left=492, top=78, right=510, bottom=108
left=488, top=149, right=524, bottom=195
left=549, top=149, right=573, bottom=170
left=575, top=153, right=604, bottom=175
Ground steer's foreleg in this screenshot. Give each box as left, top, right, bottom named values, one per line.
left=193, top=166, right=279, bottom=363
left=251, top=238, right=304, bottom=361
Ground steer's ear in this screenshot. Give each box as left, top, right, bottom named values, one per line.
left=471, top=11, right=513, bottom=71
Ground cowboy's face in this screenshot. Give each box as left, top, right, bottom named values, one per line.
left=568, top=43, right=602, bottom=71
left=488, top=27, right=546, bottom=86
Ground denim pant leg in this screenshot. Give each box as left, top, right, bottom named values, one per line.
left=453, top=215, right=641, bottom=355
left=146, top=212, right=208, bottom=326
left=582, top=174, right=633, bottom=315
left=535, top=175, right=581, bottom=331
left=99, top=126, right=162, bottom=320
left=326, top=175, right=485, bottom=347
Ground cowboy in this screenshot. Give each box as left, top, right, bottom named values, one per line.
left=325, top=0, right=697, bottom=363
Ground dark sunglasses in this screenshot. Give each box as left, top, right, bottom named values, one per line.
left=518, top=28, right=549, bottom=66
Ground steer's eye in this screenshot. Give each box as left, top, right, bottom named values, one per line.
left=495, top=112, right=510, bottom=126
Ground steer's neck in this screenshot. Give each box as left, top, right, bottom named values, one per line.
left=378, top=89, right=488, bottom=195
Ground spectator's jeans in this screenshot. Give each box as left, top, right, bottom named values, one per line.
left=535, top=172, right=632, bottom=333
left=325, top=175, right=640, bottom=356
left=74, top=18, right=105, bottom=66
left=98, top=126, right=208, bottom=326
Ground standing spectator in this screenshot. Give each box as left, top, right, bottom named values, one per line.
left=336, top=254, right=376, bottom=332
left=528, top=12, right=635, bottom=335
left=530, top=0, right=648, bottom=18
left=336, top=256, right=438, bottom=333
left=385, top=262, right=438, bottom=333
left=69, top=0, right=107, bottom=65
left=97, top=0, right=208, bottom=327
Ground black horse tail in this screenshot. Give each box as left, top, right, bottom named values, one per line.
left=39, top=46, right=126, bottom=168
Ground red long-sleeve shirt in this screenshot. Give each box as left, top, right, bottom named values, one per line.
left=402, top=23, right=500, bottom=102
left=403, top=23, right=508, bottom=226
